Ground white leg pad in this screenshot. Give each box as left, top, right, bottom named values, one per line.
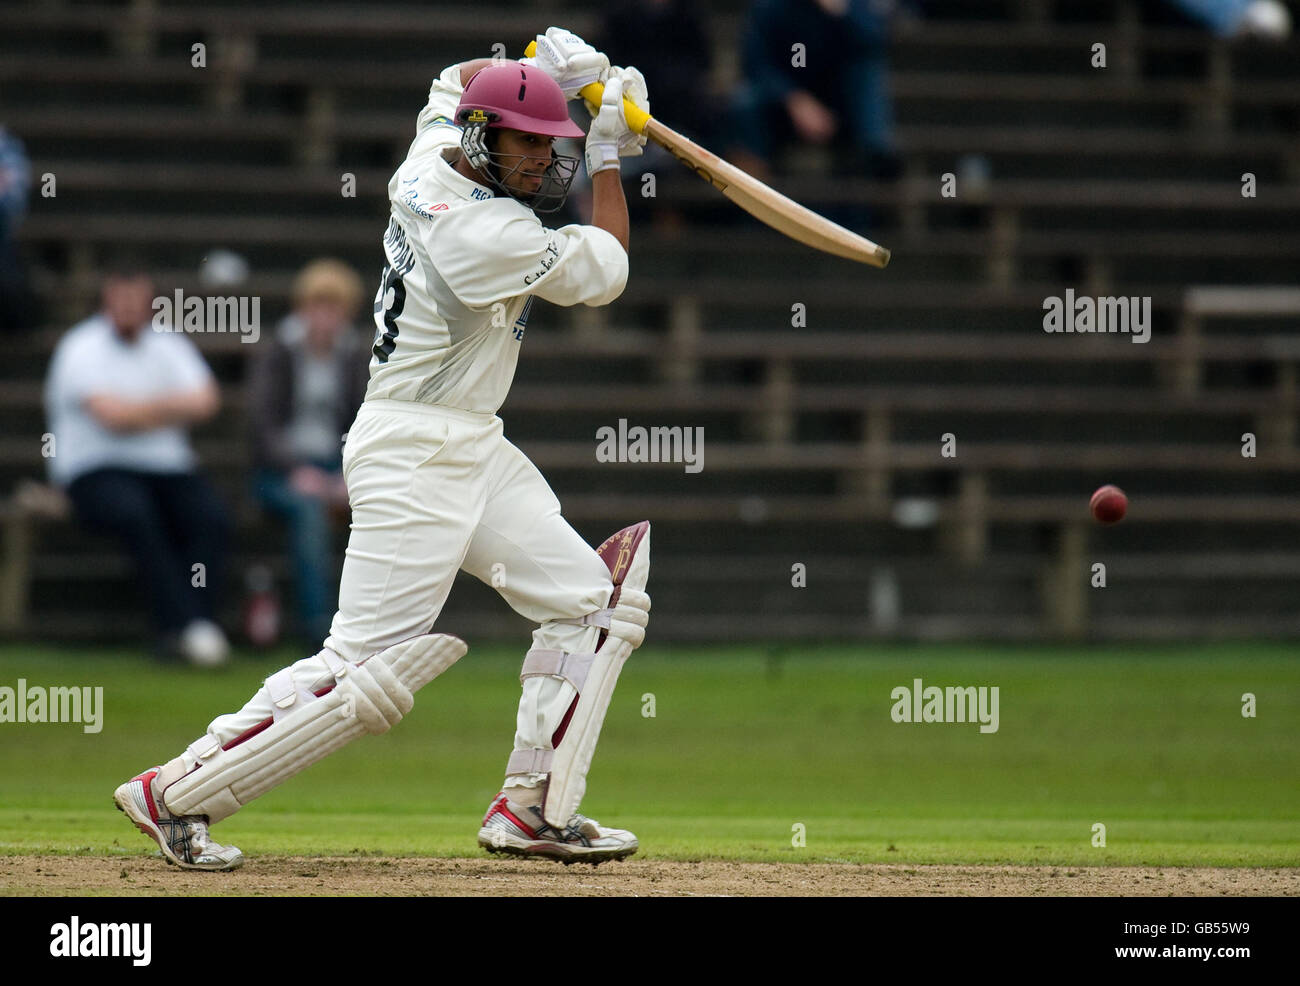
left=163, top=633, right=467, bottom=823
left=543, top=525, right=650, bottom=828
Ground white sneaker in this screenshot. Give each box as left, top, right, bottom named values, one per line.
left=114, top=767, right=244, bottom=871
left=179, top=619, right=230, bottom=668
left=478, top=791, right=638, bottom=864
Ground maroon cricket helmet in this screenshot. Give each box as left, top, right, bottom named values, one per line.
left=455, top=61, right=585, bottom=138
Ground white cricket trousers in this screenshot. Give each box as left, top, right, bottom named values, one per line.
left=192, top=399, right=613, bottom=790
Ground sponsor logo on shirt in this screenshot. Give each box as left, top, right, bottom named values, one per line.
left=523, top=239, right=561, bottom=286
left=400, top=177, right=450, bottom=219
left=514, top=296, right=534, bottom=342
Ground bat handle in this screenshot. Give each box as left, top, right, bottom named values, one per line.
left=523, top=40, right=652, bottom=136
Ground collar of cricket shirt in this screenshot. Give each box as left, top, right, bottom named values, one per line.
left=437, top=145, right=497, bottom=203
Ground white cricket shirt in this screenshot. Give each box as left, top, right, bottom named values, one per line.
left=365, top=63, right=628, bottom=412
left=43, top=314, right=213, bottom=486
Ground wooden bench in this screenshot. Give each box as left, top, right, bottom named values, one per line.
left=1175, top=286, right=1300, bottom=399
left=0, top=481, right=70, bottom=633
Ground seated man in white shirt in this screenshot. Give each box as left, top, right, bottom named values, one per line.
left=43, top=263, right=232, bottom=666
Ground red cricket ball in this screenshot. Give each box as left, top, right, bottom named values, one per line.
left=1090, top=484, right=1128, bottom=524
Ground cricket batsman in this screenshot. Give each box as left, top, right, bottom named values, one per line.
left=114, top=28, right=653, bottom=869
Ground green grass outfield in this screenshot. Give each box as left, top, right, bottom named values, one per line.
left=0, top=642, right=1296, bottom=866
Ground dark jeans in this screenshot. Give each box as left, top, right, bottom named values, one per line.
left=253, top=467, right=341, bottom=643
left=0, top=234, right=35, bottom=331
left=66, top=467, right=230, bottom=635
left=728, top=58, right=897, bottom=171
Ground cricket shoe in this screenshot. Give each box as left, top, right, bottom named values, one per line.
left=114, top=767, right=244, bottom=871
left=478, top=791, right=638, bottom=864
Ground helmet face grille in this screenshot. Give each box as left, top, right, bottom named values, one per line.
left=458, top=120, right=579, bottom=215
left=528, top=154, right=580, bottom=214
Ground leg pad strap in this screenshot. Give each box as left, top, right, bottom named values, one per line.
left=520, top=648, right=597, bottom=692
left=507, top=748, right=554, bottom=775
left=542, top=522, right=652, bottom=827
left=163, top=633, right=467, bottom=823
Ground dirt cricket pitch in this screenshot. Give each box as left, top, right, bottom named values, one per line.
left=2, top=856, right=1297, bottom=896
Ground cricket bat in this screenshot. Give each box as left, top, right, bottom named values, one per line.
left=524, top=42, right=891, bottom=268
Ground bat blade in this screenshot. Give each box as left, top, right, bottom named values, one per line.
left=643, top=119, right=891, bottom=268
left=522, top=40, right=890, bottom=267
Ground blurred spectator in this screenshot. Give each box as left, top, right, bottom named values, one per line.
left=0, top=125, right=35, bottom=332
left=596, top=0, right=715, bottom=233
left=1162, top=0, right=1292, bottom=38
left=249, top=259, right=367, bottom=644
left=547, top=5, right=714, bottom=232
left=599, top=0, right=714, bottom=142
left=729, top=0, right=903, bottom=179
left=43, top=262, right=231, bottom=665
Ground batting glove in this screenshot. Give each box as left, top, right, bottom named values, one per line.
left=606, top=65, right=650, bottom=158
left=521, top=27, right=610, bottom=101
left=584, top=74, right=626, bottom=176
